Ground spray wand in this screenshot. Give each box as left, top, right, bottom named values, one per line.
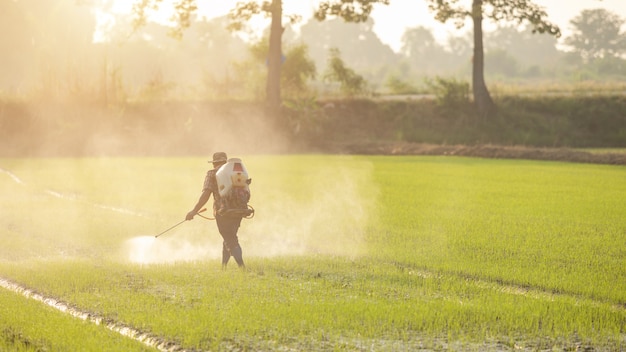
left=154, top=208, right=207, bottom=238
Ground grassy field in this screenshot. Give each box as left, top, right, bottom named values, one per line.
left=0, top=288, right=153, bottom=352
left=0, top=156, right=624, bottom=351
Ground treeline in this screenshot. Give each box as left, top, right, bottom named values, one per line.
left=2, top=95, right=625, bottom=157
left=1, top=2, right=625, bottom=103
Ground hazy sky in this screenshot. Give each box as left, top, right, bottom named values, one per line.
left=99, top=0, right=626, bottom=51
left=310, top=0, right=626, bottom=51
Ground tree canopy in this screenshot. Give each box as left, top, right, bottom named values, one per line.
left=130, top=0, right=389, bottom=110
left=314, top=0, right=389, bottom=22
left=426, top=0, right=560, bottom=116
left=564, top=8, right=626, bottom=61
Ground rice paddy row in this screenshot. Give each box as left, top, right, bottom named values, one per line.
left=0, top=156, right=624, bottom=351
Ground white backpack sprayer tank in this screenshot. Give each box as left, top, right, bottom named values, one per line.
left=215, top=158, right=254, bottom=218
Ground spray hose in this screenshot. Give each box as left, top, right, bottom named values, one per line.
left=154, top=208, right=207, bottom=238
left=196, top=205, right=255, bottom=220
left=197, top=212, right=215, bottom=221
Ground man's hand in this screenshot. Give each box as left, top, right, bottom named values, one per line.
left=185, top=210, right=196, bottom=221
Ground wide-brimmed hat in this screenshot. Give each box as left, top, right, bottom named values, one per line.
left=210, top=152, right=227, bottom=163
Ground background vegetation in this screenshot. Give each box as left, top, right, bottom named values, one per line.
left=2, top=94, right=625, bottom=158
left=2, top=1, right=625, bottom=102
left=2, top=1, right=625, bottom=159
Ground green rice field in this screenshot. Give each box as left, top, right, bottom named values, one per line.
left=0, top=155, right=624, bottom=351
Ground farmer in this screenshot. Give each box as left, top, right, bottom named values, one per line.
left=186, top=152, right=245, bottom=269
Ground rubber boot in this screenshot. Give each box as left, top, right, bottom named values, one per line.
left=231, top=246, right=245, bottom=269
left=222, top=244, right=230, bottom=270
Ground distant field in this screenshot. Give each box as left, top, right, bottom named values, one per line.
left=0, top=156, right=624, bottom=351
left=578, top=148, right=626, bottom=154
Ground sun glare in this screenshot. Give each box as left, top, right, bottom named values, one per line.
left=92, top=8, right=115, bottom=43
left=87, top=0, right=626, bottom=49
left=91, top=0, right=180, bottom=43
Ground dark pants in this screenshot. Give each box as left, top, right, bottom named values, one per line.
left=215, top=215, right=244, bottom=268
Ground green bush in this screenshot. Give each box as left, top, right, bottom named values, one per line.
left=425, top=76, right=470, bottom=108
left=323, top=48, right=368, bottom=96
left=385, top=75, right=420, bottom=95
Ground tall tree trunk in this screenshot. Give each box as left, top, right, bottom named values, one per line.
left=472, top=0, right=495, bottom=117
left=266, top=0, right=282, bottom=111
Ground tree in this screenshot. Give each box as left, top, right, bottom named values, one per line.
left=486, top=26, right=560, bottom=68
left=280, top=44, right=317, bottom=97
left=245, top=39, right=317, bottom=99
left=324, top=48, right=367, bottom=96
left=400, top=26, right=449, bottom=74
left=131, top=0, right=389, bottom=112
left=227, top=1, right=292, bottom=111
left=401, top=26, right=438, bottom=59
left=232, top=0, right=390, bottom=110
left=425, top=0, right=560, bottom=116
left=564, top=8, right=626, bottom=62
left=300, top=17, right=397, bottom=72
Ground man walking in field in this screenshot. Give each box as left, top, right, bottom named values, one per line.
left=186, top=152, right=245, bottom=269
